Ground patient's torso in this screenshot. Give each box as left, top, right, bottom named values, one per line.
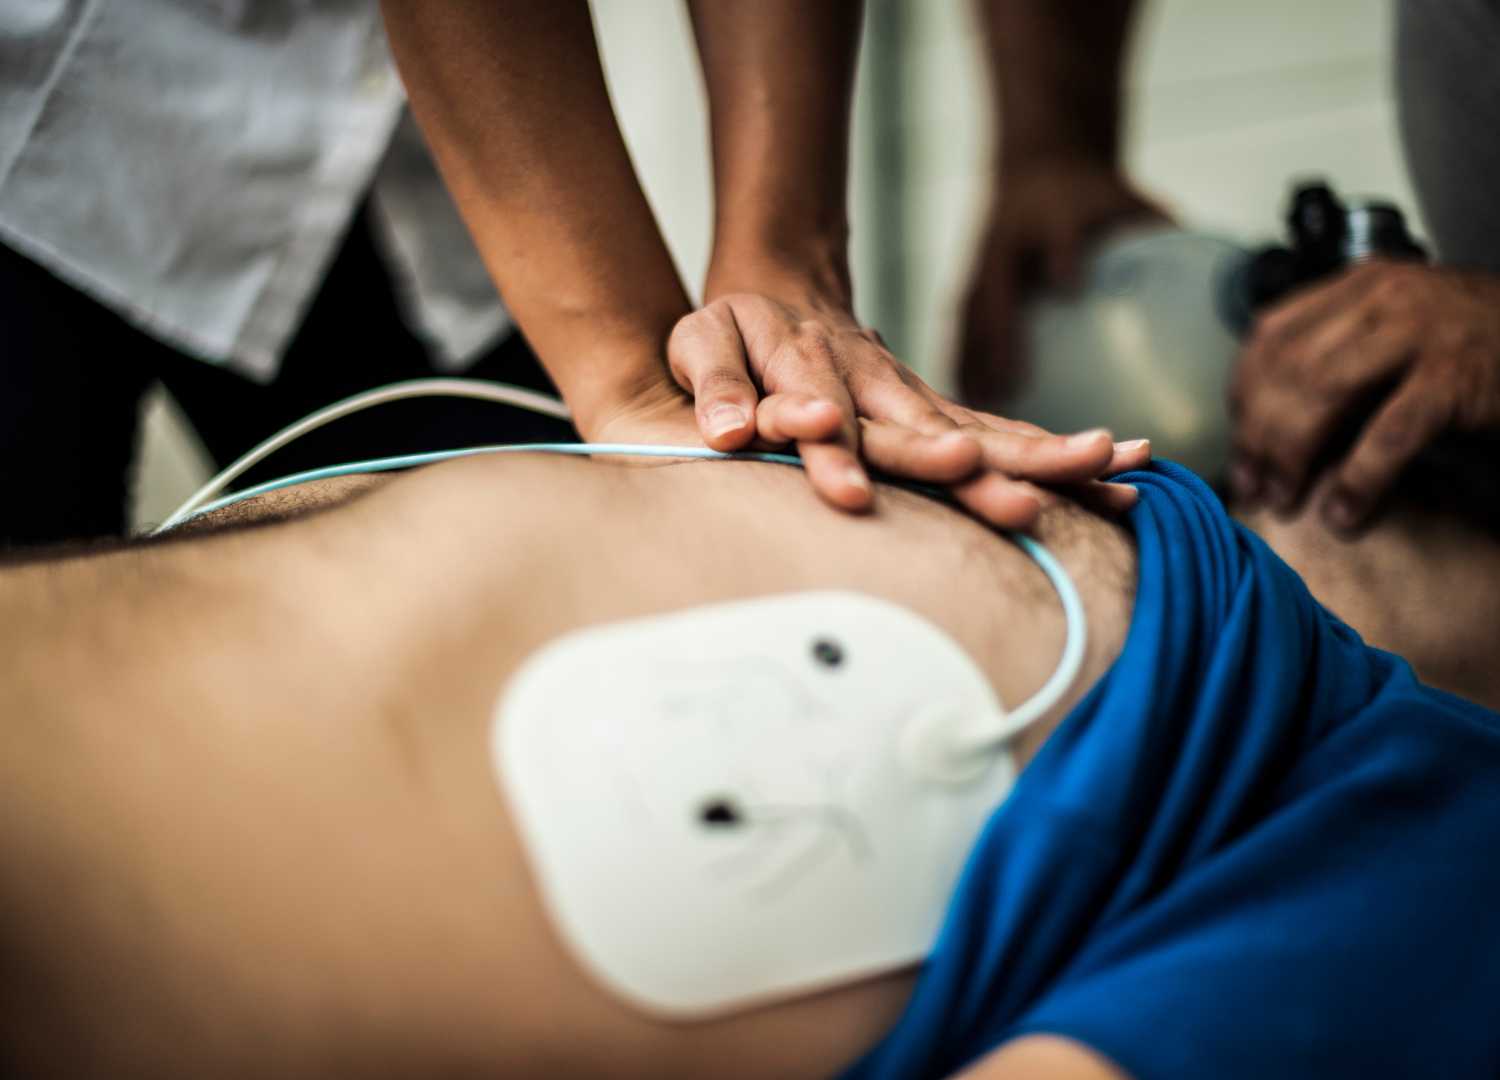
left=361, top=455, right=1138, bottom=1074
left=9, top=455, right=1139, bottom=1078
left=371, top=455, right=1138, bottom=764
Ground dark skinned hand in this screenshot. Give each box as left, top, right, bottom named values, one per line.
left=1229, top=260, right=1500, bottom=532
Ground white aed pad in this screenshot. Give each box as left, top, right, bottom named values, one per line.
left=492, top=591, right=1033, bottom=1018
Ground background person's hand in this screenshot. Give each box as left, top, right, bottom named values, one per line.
left=1229, top=260, right=1500, bottom=532
left=956, top=159, right=1167, bottom=407
left=661, top=277, right=1151, bottom=530
left=954, top=160, right=1164, bottom=408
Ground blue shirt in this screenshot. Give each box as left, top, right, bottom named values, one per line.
left=843, top=461, right=1500, bottom=1079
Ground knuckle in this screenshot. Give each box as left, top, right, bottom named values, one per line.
left=1354, top=304, right=1385, bottom=335
left=1360, top=260, right=1406, bottom=292
left=1311, top=365, right=1357, bottom=406
left=1249, top=331, right=1294, bottom=374
left=1337, top=459, right=1378, bottom=498
left=1263, top=438, right=1308, bottom=481
left=1008, top=431, right=1049, bottom=462
left=1251, top=303, right=1299, bottom=345
left=912, top=406, right=959, bottom=437
left=1434, top=325, right=1474, bottom=352
left=1230, top=386, right=1275, bottom=444
left=1372, top=402, right=1437, bottom=457
left=667, top=310, right=715, bottom=354
left=1257, top=410, right=1315, bottom=472
left=667, top=310, right=701, bottom=344
left=719, top=291, right=762, bottom=312
left=1245, top=320, right=1276, bottom=352
left=1276, top=343, right=1315, bottom=382
left=794, top=332, right=840, bottom=369
left=1370, top=270, right=1414, bottom=309
left=696, top=366, right=750, bottom=394
left=718, top=292, right=781, bottom=330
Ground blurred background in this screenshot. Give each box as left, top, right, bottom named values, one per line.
left=132, top=0, right=1419, bottom=527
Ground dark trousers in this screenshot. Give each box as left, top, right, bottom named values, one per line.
left=0, top=203, right=572, bottom=547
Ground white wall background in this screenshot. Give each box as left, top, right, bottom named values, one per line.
left=133, top=0, right=1418, bottom=528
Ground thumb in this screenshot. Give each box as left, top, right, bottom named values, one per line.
left=667, top=307, right=761, bottom=450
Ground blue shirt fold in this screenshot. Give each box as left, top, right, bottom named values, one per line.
left=843, top=461, right=1500, bottom=1080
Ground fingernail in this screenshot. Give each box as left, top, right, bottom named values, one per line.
left=1067, top=428, right=1111, bottom=449
left=846, top=468, right=871, bottom=493
left=1322, top=492, right=1359, bottom=534
left=935, top=431, right=972, bottom=448
left=705, top=404, right=748, bottom=438
left=1114, top=438, right=1150, bottom=453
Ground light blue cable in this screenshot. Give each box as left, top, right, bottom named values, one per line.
left=995, top=535, right=1087, bottom=735
left=183, top=443, right=805, bottom=521
left=179, top=440, right=1087, bottom=739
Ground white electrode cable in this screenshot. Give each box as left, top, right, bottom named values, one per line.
left=151, top=377, right=1091, bottom=764
left=155, top=378, right=572, bottom=532
left=169, top=443, right=804, bottom=526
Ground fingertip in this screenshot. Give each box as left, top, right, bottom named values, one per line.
left=815, top=467, right=873, bottom=513
left=1108, top=438, right=1152, bottom=474
left=1066, top=427, right=1114, bottom=451
left=1058, top=427, right=1116, bottom=472
left=955, top=473, right=1044, bottom=529
left=1103, top=482, right=1140, bottom=512
left=843, top=466, right=875, bottom=509
left=1005, top=492, right=1044, bottom=530
left=801, top=444, right=874, bottom=513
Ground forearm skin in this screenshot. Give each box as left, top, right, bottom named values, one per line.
left=688, top=0, right=863, bottom=303
left=380, top=1, right=693, bottom=434
left=977, top=0, right=1140, bottom=168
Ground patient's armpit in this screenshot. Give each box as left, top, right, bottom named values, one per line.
left=163, top=473, right=391, bottom=535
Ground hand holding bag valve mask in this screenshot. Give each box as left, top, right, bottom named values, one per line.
left=992, top=179, right=1425, bottom=481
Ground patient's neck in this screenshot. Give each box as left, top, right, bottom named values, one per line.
left=1237, top=475, right=1500, bottom=712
